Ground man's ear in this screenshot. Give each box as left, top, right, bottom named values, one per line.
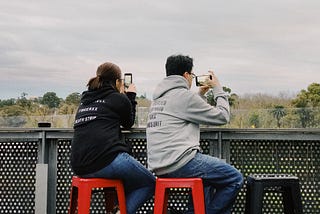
left=183, top=72, right=189, bottom=79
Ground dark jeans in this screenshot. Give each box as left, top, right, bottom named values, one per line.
left=160, top=153, right=243, bottom=214
left=82, top=152, right=156, bottom=214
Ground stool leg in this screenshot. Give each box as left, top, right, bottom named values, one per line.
left=245, top=182, right=264, bottom=214
left=78, top=186, right=92, bottom=214
left=192, top=182, right=206, bottom=214
left=68, top=186, right=78, bottom=214
left=244, top=184, right=252, bottom=214
left=284, top=182, right=303, bottom=214
left=154, top=187, right=168, bottom=214
left=282, top=187, right=294, bottom=214
left=116, top=184, right=127, bottom=214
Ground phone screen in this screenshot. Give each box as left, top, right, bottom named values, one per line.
left=196, top=75, right=211, bottom=87
left=124, top=73, right=132, bottom=88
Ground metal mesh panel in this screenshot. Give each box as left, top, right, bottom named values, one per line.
left=55, top=138, right=214, bottom=213
left=57, top=140, right=105, bottom=214
left=55, top=136, right=320, bottom=214
left=0, top=140, right=38, bottom=214
left=230, top=139, right=320, bottom=214
left=56, top=138, right=156, bottom=214
left=56, top=140, right=73, bottom=214
left=199, top=139, right=211, bottom=155
left=127, top=137, right=154, bottom=213
left=129, top=138, right=148, bottom=167
left=1, top=130, right=319, bottom=213
left=56, top=140, right=114, bottom=214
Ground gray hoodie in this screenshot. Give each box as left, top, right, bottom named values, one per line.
left=146, top=75, right=230, bottom=175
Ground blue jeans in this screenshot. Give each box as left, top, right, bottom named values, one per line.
left=160, top=153, right=243, bottom=214
left=82, top=152, right=155, bottom=214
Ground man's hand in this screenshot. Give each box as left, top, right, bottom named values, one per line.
left=207, top=70, right=221, bottom=88
left=198, top=71, right=221, bottom=95
left=199, top=85, right=210, bottom=95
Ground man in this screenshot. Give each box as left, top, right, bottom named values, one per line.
left=146, top=54, right=243, bottom=214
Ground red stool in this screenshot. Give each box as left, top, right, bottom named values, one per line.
left=154, top=178, right=206, bottom=214
left=68, top=176, right=126, bottom=214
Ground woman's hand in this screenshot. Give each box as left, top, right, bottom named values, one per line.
left=126, top=83, right=137, bottom=93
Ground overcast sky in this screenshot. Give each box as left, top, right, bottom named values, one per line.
left=1, top=0, right=319, bottom=99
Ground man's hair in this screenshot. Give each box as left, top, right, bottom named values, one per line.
left=165, top=55, right=193, bottom=76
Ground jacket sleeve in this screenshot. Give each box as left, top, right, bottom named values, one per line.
left=119, top=92, right=137, bottom=129
left=183, top=86, right=230, bottom=125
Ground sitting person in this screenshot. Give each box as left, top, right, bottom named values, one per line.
left=71, top=62, right=155, bottom=214
left=147, top=54, right=243, bottom=214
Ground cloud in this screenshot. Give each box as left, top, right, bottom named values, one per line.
left=0, top=0, right=319, bottom=99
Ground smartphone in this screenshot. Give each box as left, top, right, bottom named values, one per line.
left=124, top=73, right=132, bottom=89
left=195, top=75, right=212, bottom=87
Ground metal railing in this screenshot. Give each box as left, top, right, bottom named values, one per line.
left=0, top=128, right=319, bottom=213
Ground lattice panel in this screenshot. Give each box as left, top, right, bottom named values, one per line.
left=0, top=140, right=38, bottom=214
left=57, top=140, right=116, bottom=213
left=55, top=138, right=320, bottom=213
left=56, top=140, right=73, bottom=214
left=199, top=139, right=211, bottom=155
left=127, top=138, right=148, bottom=167
left=230, top=140, right=320, bottom=214
left=56, top=139, right=156, bottom=214
left=55, top=138, right=214, bottom=213
left=1, top=132, right=319, bottom=213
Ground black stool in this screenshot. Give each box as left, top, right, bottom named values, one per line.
left=245, top=174, right=303, bottom=214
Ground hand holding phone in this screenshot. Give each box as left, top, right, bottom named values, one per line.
left=207, top=70, right=221, bottom=88
left=126, top=83, right=137, bottom=93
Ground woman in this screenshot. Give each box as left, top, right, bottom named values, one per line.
left=71, top=62, right=155, bottom=214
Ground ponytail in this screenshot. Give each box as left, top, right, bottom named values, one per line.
left=86, top=62, right=121, bottom=90
left=87, top=76, right=102, bottom=90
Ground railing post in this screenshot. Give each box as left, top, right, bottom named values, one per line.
left=46, top=138, right=58, bottom=214
left=218, top=131, right=222, bottom=159
left=35, top=130, right=48, bottom=214
left=35, top=127, right=57, bottom=214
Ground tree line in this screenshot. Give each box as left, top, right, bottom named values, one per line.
left=0, top=83, right=319, bottom=128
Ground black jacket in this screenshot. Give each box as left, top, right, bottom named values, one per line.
left=71, top=84, right=136, bottom=175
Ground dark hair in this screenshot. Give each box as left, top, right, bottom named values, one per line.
left=165, top=55, right=193, bottom=76
left=87, top=62, right=122, bottom=90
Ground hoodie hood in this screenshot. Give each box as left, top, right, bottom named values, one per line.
left=153, top=75, right=189, bottom=100
left=81, top=84, right=116, bottom=105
